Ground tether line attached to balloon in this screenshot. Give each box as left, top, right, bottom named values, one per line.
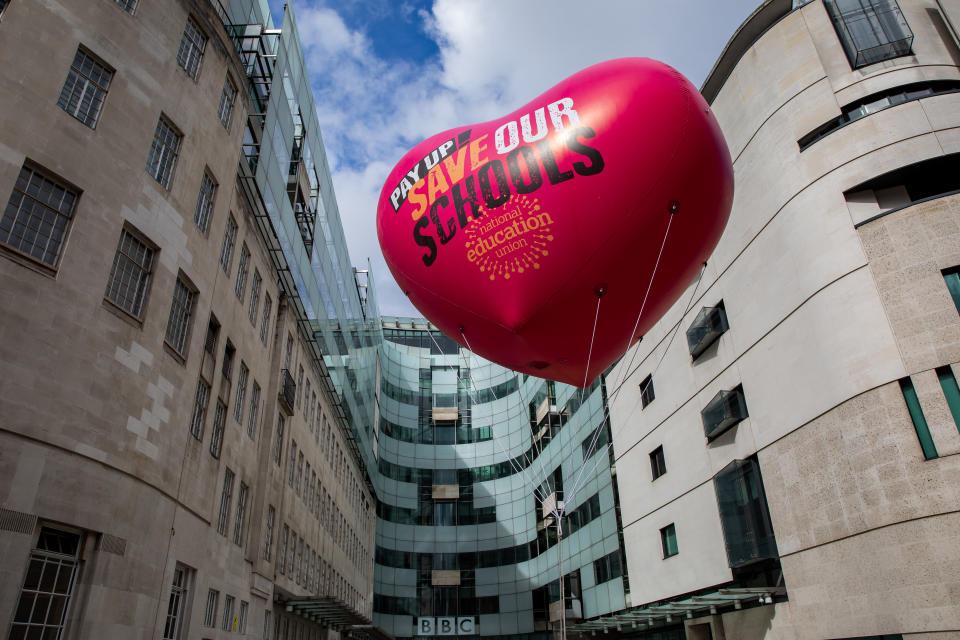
left=578, top=289, right=605, bottom=408
left=563, top=261, right=707, bottom=510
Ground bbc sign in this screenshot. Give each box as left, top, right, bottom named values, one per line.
left=417, top=617, right=476, bottom=636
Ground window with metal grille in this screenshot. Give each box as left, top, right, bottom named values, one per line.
left=260, top=293, right=273, bottom=343
left=1, top=164, right=79, bottom=268
left=247, top=381, right=260, bottom=439
left=824, top=0, right=913, bottom=68
left=146, top=116, right=181, bottom=189
left=9, top=527, right=82, bottom=639
left=221, top=595, right=234, bottom=631
left=189, top=378, right=210, bottom=440
left=238, top=600, right=248, bottom=634
left=296, top=451, right=304, bottom=495
left=273, top=414, right=285, bottom=465
left=288, top=529, right=297, bottom=575
left=263, top=505, right=275, bottom=561
left=944, top=267, right=960, bottom=315
left=164, top=274, right=195, bottom=356
left=233, top=482, right=248, bottom=546
left=203, top=589, right=218, bottom=627
left=218, top=75, right=237, bottom=128
left=210, top=401, right=226, bottom=459
left=248, top=268, right=262, bottom=324
left=279, top=524, right=289, bottom=573
left=104, top=227, right=155, bottom=318
left=114, top=0, right=137, bottom=14
left=57, top=48, right=113, bottom=128
left=235, top=243, right=250, bottom=300
left=176, top=17, right=206, bottom=79
left=216, top=468, right=234, bottom=536
left=220, top=214, right=237, bottom=273
left=162, top=563, right=193, bottom=640
left=234, top=362, right=248, bottom=422
left=193, top=171, right=217, bottom=234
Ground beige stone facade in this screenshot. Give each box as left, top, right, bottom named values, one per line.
left=0, top=1, right=374, bottom=639
left=609, top=0, right=960, bottom=638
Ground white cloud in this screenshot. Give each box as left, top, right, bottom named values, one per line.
left=287, top=0, right=760, bottom=316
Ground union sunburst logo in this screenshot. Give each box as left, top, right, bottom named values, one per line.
left=463, top=195, right=555, bottom=280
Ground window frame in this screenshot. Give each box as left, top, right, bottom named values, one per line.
left=103, top=224, right=157, bottom=321
left=146, top=115, right=182, bottom=190
left=176, top=16, right=207, bottom=80
left=216, top=468, right=234, bottom=536
left=640, top=374, right=655, bottom=408
left=218, top=74, right=238, bottom=129
left=162, top=562, right=193, bottom=640
left=57, top=46, right=114, bottom=129
left=164, top=271, right=197, bottom=358
left=660, top=523, right=678, bottom=558
left=193, top=170, right=218, bottom=235
left=649, top=445, right=666, bottom=481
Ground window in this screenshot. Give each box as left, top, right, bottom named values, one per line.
left=303, top=379, right=311, bottom=419
left=297, top=365, right=304, bottom=408
left=288, top=441, right=297, bottom=486
left=687, top=302, right=728, bottom=358
left=203, top=589, right=219, bottom=627
left=217, top=468, right=234, bottom=536
left=285, top=334, right=293, bottom=369
left=104, top=227, right=155, bottom=318
left=210, top=400, right=226, bottom=458
left=936, top=366, right=960, bottom=433
left=238, top=601, right=248, bottom=634
left=296, top=451, right=304, bottom=495
left=189, top=378, right=210, bottom=440
left=234, top=361, right=248, bottom=422
left=222, top=340, right=235, bottom=380
left=263, top=505, right=276, bottom=561
left=115, top=0, right=137, bottom=13
left=163, top=563, right=193, bottom=640
left=260, top=293, right=273, bottom=343
left=640, top=374, right=654, bottom=408
left=593, top=551, right=622, bottom=585
left=248, top=269, right=262, bottom=324
left=279, top=524, right=289, bottom=573
left=288, top=530, right=297, bottom=575
left=235, top=243, right=250, bottom=300
left=702, top=385, right=748, bottom=440
left=146, top=116, right=182, bottom=189
left=193, top=171, right=217, bottom=234
left=247, top=381, right=261, bottom=439
left=824, top=0, right=913, bottom=68
left=220, top=214, right=237, bottom=273
left=221, top=595, right=234, bottom=631
left=944, top=267, right=960, bottom=314
left=650, top=445, right=666, bottom=480
left=660, top=523, right=678, bottom=558
left=165, top=274, right=196, bottom=356
left=714, top=457, right=779, bottom=568
left=9, top=527, right=82, bottom=639
left=263, top=611, right=272, bottom=640
left=233, top=482, right=248, bottom=546
left=900, top=377, right=938, bottom=459
left=218, top=75, right=237, bottom=129
left=273, top=415, right=285, bottom=465
left=176, top=17, right=206, bottom=79
left=58, top=47, right=113, bottom=128
left=203, top=315, right=220, bottom=356
left=1, top=164, right=79, bottom=269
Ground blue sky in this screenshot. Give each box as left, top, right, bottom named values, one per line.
left=266, top=0, right=761, bottom=317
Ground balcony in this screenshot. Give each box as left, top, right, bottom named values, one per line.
left=432, top=485, right=459, bottom=500
left=278, top=368, right=296, bottom=416
left=432, top=393, right=458, bottom=422
left=714, top=458, right=779, bottom=568
left=825, top=0, right=913, bottom=68
left=431, top=570, right=460, bottom=586
left=702, top=386, right=748, bottom=440
left=686, top=304, right=728, bottom=359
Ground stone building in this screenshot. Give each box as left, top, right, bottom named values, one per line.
left=0, top=1, right=376, bottom=639
left=605, top=0, right=960, bottom=639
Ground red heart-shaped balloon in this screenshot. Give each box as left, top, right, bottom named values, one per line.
left=377, top=58, right=733, bottom=386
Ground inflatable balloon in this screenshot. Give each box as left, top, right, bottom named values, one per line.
left=377, top=58, right=733, bottom=387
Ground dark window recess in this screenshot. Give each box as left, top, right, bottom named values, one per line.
left=824, top=0, right=913, bottom=69
left=936, top=366, right=960, bottom=433
left=593, top=551, right=622, bottom=585
left=847, top=153, right=960, bottom=225
left=278, top=369, right=296, bottom=415
left=580, top=422, right=608, bottom=460
left=800, top=81, right=960, bottom=150
left=900, top=377, right=938, bottom=459
left=640, top=374, right=655, bottom=408
left=713, top=457, right=779, bottom=568
left=222, top=340, right=235, bottom=380
left=650, top=445, right=666, bottom=480
left=687, top=302, right=728, bottom=358
left=943, top=267, right=960, bottom=315
left=204, top=316, right=220, bottom=356
left=702, top=385, right=748, bottom=440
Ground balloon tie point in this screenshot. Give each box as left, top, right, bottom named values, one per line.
left=668, top=200, right=680, bottom=214
left=594, top=283, right=608, bottom=298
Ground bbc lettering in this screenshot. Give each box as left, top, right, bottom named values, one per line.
left=417, top=617, right=476, bottom=636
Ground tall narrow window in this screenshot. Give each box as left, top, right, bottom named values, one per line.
left=234, top=362, right=249, bottom=423
left=288, top=441, right=297, bottom=486
left=640, top=374, right=655, bottom=408
left=217, top=468, right=234, bottom=536
left=189, top=378, right=210, bottom=440
left=222, top=340, right=235, bottom=380
left=650, top=445, right=666, bottom=480
left=221, top=595, right=234, bottom=631
left=162, top=563, right=193, bottom=640
left=176, top=17, right=206, bottom=79
left=279, top=524, right=289, bottom=573
left=1, top=164, right=79, bottom=269
left=943, top=267, right=960, bottom=314
left=146, top=116, right=182, bottom=189
left=660, top=523, right=678, bottom=558
left=218, top=75, right=237, bottom=128
left=248, top=269, right=262, bottom=324
left=164, top=274, right=196, bottom=356
left=260, top=293, right=273, bottom=343
left=900, top=377, right=937, bottom=459
left=297, top=365, right=304, bottom=409
left=193, top=171, right=217, bottom=234
left=233, top=482, right=248, bottom=546
left=210, top=400, right=226, bottom=459
left=235, top=244, right=250, bottom=300
left=247, top=381, right=261, bottom=439
left=9, top=528, right=82, bottom=639
left=203, top=589, right=219, bottom=627
left=115, top=0, right=137, bottom=13
left=296, top=451, right=304, bottom=495
left=824, top=0, right=914, bottom=68
left=238, top=601, right=248, bottom=634
left=104, top=227, right=155, bottom=318
left=58, top=47, right=113, bottom=128
left=273, top=415, right=285, bottom=465
left=220, top=214, right=237, bottom=273
left=263, top=505, right=276, bottom=561
left=936, top=366, right=960, bottom=433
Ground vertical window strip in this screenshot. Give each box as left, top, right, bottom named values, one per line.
left=263, top=505, right=275, bottom=561
left=190, top=378, right=210, bottom=440
left=247, top=381, right=261, bottom=439
left=936, top=366, right=960, bottom=433
left=221, top=595, right=234, bottom=631
left=1, top=165, right=79, bottom=267
left=105, top=228, right=154, bottom=317
left=115, top=0, right=137, bottom=14
left=210, top=401, right=227, bottom=459
left=220, top=215, right=237, bottom=273
left=164, top=276, right=195, bottom=355
left=217, top=468, right=234, bottom=536
left=176, top=17, right=206, bottom=79
left=234, top=362, right=249, bottom=422
left=233, top=483, right=248, bottom=546
left=194, top=172, right=217, bottom=233
left=162, top=564, right=188, bottom=640
left=273, top=415, right=285, bottom=465
left=9, top=529, right=82, bottom=639
left=900, top=377, right=938, bottom=459
left=248, top=269, right=262, bottom=324
left=943, top=269, right=960, bottom=314
left=218, top=76, right=237, bottom=128
left=235, top=244, right=250, bottom=299
left=260, top=293, right=273, bottom=343
left=203, top=589, right=219, bottom=627
left=146, top=118, right=181, bottom=188
left=57, top=48, right=113, bottom=128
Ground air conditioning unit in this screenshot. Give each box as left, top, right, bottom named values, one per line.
left=687, top=304, right=728, bottom=358
left=702, top=386, right=748, bottom=440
